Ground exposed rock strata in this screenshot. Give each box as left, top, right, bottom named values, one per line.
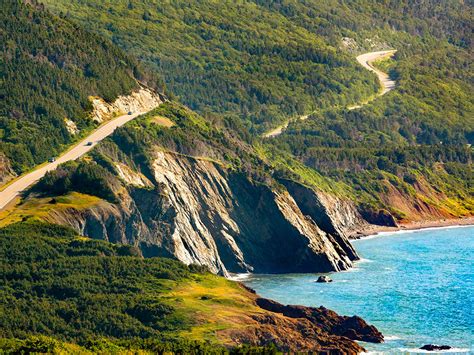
left=283, top=180, right=366, bottom=254
left=46, top=151, right=360, bottom=276
left=90, top=87, right=164, bottom=123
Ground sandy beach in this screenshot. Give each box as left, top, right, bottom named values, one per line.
left=350, top=216, right=474, bottom=239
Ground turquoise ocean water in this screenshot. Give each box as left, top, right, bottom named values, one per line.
left=243, top=226, right=474, bottom=354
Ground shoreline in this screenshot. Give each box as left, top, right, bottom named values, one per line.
left=350, top=216, right=474, bottom=240
left=228, top=217, right=474, bottom=280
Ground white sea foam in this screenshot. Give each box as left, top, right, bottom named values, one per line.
left=342, top=266, right=361, bottom=273
left=227, top=273, right=252, bottom=281
left=384, top=335, right=401, bottom=341
left=357, top=257, right=373, bottom=263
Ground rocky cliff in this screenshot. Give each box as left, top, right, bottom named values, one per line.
left=47, top=151, right=359, bottom=276
left=0, top=154, right=16, bottom=186
left=216, top=285, right=384, bottom=353
left=90, top=86, right=165, bottom=123
left=11, top=102, right=372, bottom=276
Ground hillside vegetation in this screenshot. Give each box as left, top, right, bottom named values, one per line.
left=0, top=1, right=161, bottom=175
left=0, top=222, right=379, bottom=353
left=41, top=0, right=472, bottom=132
left=38, top=0, right=473, bottom=223
left=0, top=221, right=261, bottom=353
left=41, top=0, right=381, bottom=133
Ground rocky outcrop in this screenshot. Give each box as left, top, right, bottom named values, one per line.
left=283, top=180, right=365, bottom=254
left=0, top=154, right=16, bottom=186
left=228, top=313, right=366, bottom=354
left=359, top=208, right=398, bottom=227
left=316, top=275, right=333, bottom=283
left=90, top=87, right=165, bottom=123
left=47, top=151, right=359, bottom=276
left=420, top=344, right=452, bottom=351
left=255, top=297, right=384, bottom=343
left=64, top=118, right=79, bottom=135
left=221, top=294, right=382, bottom=353
left=283, top=180, right=369, bottom=236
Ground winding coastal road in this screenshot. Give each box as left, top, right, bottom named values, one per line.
left=1, top=50, right=397, bottom=210
left=0, top=111, right=145, bottom=211
left=348, top=49, right=397, bottom=109
left=263, top=49, right=397, bottom=138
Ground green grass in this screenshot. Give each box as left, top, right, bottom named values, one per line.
left=0, top=192, right=102, bottom=228
left=0, top=221, right=280, bottom=353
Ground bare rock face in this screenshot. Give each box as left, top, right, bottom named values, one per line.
left=49, top=152, right=360, bottom=276
left=420, top=344, right=452, bottom=351
left=283, top=180, right=368, bottom=237
left=0, top=154, right=16, bottom=186
left=222, top=293, right=383, bottom=353
left=316, top=275, right=333, bottom=283
left=90, top=87, right=164, bottom=123
left=255, top=297, right=384, bottom=343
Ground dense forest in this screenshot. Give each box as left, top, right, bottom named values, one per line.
left=41, top=0, right=382, bottom=133
left=41, top=0, right=472, bottom=133
left=0, top=1, right=471, bottom=218
left=0, top=1, right=161, bottom=174
left=0, top=221, right=277, bottom=353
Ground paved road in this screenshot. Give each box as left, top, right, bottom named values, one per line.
left=0, top=111, right=145, bottom=210
left=263, top=49, right=397, bottom=137
left=349, top=49, right=397, bottom=109
left=356, top=50, right=396, bottom=94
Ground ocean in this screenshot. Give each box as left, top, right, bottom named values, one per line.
left=243, top=225, right=474, bottom=354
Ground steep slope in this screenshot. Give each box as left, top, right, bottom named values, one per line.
left=41, top=0, right=379, bottom=133
left=39, top=0, right=473, bottom=225
left=0, top=103, right=361, bottom=276
left=0, top=1, right=162, bottom=180
left=0, top=221, right=383, bottom=353
left=273, top=40, right=473, bottom=221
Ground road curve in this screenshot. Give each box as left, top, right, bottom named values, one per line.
left=263, top=49, right=397, bottom=137
left=0, top=111, right=145, bottom=210
left=356, top=50, right=396, bottom=94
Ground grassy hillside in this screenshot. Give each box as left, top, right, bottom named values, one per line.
left=0, top=1, right=161, bottom=175
left=0, top=221, right=260, bottom=352
left=0, top=221, right=378, bottom=353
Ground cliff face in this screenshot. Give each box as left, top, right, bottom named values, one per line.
left=90, top=87, right=164, bottom=123
left=0, top=154, right=16, bottom=187
left=47, top=151, right=359, bottom=276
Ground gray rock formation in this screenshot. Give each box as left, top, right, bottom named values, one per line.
left=48, top=151, right=360, bottom=276
left=316, top=275, right=333, bottom=283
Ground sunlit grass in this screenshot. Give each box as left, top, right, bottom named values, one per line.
left=0, top=192, right=102, bottom=228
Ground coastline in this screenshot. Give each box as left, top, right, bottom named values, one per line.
left=228, top=217, right=474, bottom=280
left=350, top=216, right=474, bottom=240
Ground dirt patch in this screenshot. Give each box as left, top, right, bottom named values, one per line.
left=151, top=115, right=175, bottom=128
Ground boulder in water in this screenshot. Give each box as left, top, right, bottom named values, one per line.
left=420, top=344, right=452, bottom=351
left=316, top=275, right=333, bottom=283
